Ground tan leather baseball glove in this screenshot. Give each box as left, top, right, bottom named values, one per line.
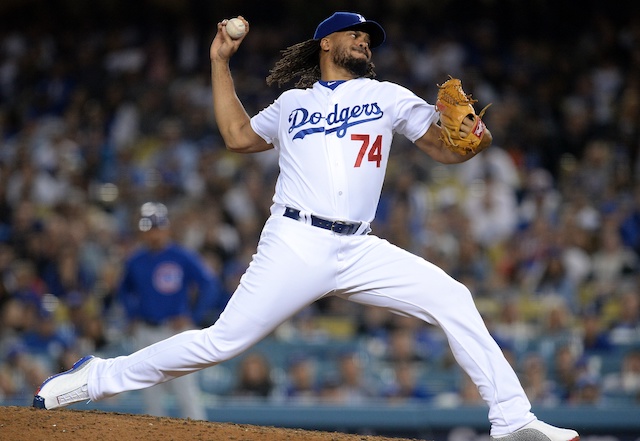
left=436, top=76, right=491, bottom=155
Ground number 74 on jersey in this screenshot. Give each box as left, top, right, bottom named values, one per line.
left=352, top=134, right=382, bottom=167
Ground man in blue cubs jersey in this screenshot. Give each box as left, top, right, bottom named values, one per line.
left=118, top=202, right=226, bottom=419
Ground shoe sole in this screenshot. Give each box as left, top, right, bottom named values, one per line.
left=33, top=355, right=95, bottom=409
left=492, top=433, right=580, bottom=441
left=492, top=437, right=579, bottom=441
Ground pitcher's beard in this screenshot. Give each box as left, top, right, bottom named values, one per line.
left=333, top=50, right=370, bottom=78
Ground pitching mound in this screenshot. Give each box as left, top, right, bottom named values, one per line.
left=1, top=406, right=422, bottom=440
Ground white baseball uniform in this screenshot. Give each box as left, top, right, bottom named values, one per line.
left=87, top=78, right=534, bottom=436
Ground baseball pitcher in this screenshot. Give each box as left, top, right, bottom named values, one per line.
left=34, top=11, right=579, bottom=441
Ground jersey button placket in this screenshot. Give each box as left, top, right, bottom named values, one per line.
left=328, top=97, right=349, bottom=216
left=326, top=136, right=342, bottom=208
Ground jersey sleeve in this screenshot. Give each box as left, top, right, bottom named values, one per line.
left=250, top=98, right=281, bottom=145
left=392, top=85, right=439, bottom=143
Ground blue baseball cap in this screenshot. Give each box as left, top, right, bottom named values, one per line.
left=314, top=12, right=386, bottom=48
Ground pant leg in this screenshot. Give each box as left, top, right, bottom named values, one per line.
left=88, top=216, right=340, bottom=401
left=336, top=234, right=535, bottom=437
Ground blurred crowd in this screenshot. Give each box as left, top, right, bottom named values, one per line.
left=1, top=0, right=639, bottom=410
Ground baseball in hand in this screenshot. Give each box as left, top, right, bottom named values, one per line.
left=226, top=18, right=246, bottom=39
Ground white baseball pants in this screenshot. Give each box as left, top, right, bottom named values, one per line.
left=88, top=214, right=535, bottom=436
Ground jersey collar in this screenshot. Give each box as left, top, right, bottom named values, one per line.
left=319, top=80, right=346, bottom=90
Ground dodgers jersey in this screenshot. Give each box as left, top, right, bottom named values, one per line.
left=250, top=78, right=439, bottom=223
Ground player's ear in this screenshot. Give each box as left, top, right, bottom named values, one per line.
left=320, top=37, right=330, bottom=51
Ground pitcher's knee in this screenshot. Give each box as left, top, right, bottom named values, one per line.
left=446, top=283, right=484, bottom=320
left=440, top=282, right=488, bottom=326
left=446, top=280, right=474, bottom=303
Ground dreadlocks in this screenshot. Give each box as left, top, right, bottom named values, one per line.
left=266, top=39, right=376, bottom=89
left=266, top=40, right=320, bottom=89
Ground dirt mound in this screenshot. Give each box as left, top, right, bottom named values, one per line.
left=1, top=406, right=423, bottom=441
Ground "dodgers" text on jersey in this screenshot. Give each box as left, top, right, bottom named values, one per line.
left=288, top=102, right=383, bottom=139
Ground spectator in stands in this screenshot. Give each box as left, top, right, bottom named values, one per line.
left=579, top=311, right=613, bottom=355
left=492, top=298, right=538, bottom=353
left=435, top=372, right=485, bottom=408
left=0, top=363, right=15, bottom=401
left=222, top=161, right=274, bottom=244
left=557, top=220, right=593, bottom=289
left=574, top=140, right=617, bottom=207
left=382, top=361, right=434, bottom=403
left=463, top=168, right=519, bottom=247
left=536, top=299, right=577, bottom=361
left=5, top=152, right=68, bottom=208
left=278, top=355, right=320, bottom=404
left=41, top=243, right=93, bottom=305
left=0, top=344, right=48, bottom=401
left=455, top=144, right=521, bottom=192
left=356, top=305, right=393, bottom=340
left=520, top=353, right=560, bottom=406
left=327, top=352, right=376, bottom=405
left=148, top=118, right=201, bottom=198
left=449, top=230, right=492, bottom=296
left=19, top=307, right=72, bottom=370
left=70, top=308, right=109, bottom=354
left=532, top=248, right=578, bottom=313
left=568, top=374, right=603, bottom=406
left=551, top=345, right=585, bottom=402
left=0, top=298, right=33, bottom=346
left=231, top=352, right=275, bottom=400
left=619, top=185, right=640, bottom=257
left=603, top=349, right=640, bottom=402
left=5, top=260, right=43, bottom=318
left=382, top=327, right=429, bottom=364
left=517, top=168, right=561, bottom=229
left=591, top=226, right=638, bottom=291
left=609, top=289, right=640, bottom=345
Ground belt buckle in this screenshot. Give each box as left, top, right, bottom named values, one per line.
left=331, top=220, right=352, bottom=235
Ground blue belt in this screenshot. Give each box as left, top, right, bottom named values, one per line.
left=283, top=207, right=362, bottom=235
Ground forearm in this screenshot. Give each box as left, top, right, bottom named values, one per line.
left=210, top=60, right=255, bottom=151
left=209, top=17, right=270, bottom=153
